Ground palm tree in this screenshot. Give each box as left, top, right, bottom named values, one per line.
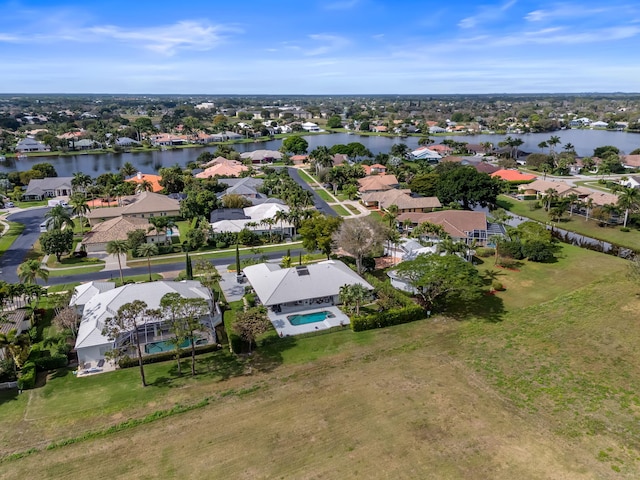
left=69, top=193, right=90, bottom=234
left=309, top=146, right=333, bottom=175
left=136, top=179, right=154, bottom=193
left=137, top=243, right=159, bottom=282
left=0, top=329, right=31, bottom=372
left=106, top=239, right=129, bottom=285
left=120, top=162, right=137, bottom=177
left=511, top=137, right=524, bottom=159
left=384, top=204, right=399, bottom=228
left=18, top=259, right=49, bottom=284
left=418, top=135, right=433, bottom=146
left=339, top=283, right=370, bottom=315
left=537, top=141, right=548, bottom=153
left=71, top=172, right=93, bottom=198
left=617, top=186, right=640, bottom=227
left=584, top=197, right=594, bottom=221
left=273, top=209, right=290, bottom=240
left=566, top=193, right=579, bottom=217
left=543, top=188, right=559, bottom=211
left=547, top=135, right=561, bottom=157
left=45, top=205, right=75, bottom=231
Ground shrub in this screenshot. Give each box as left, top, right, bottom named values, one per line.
left=620, top=227, right=630, bottom=232
left=118, top=343, right=221, bottom=368
left=475, top=247, right=495, bottom=258
left=34, top=354, right=68, bottom=371
left=492, top=281, right=505, bottom=291
left=521, top=240, right=555, bottom=262
left=216, top=241, right=228, bottom=249
left=351, top=305, right=426, bottom=332
left=17, top=361, right=37, bottom=390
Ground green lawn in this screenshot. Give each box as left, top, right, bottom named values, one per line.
left=2, top=244, right=639, bottom=478
left=344, top=204, right=359, bottom=214
left=46, top=265, right=105, bottom=277
left=15, top=200, right=48, bottom=208
left=296, top=169, right=316, bottom=184
left=498, top=195, right=640, bottom=250
left=314, top=188, right=335, bottom=202
left=0, top=221, right=25, bottom=257
left=331, top=204, right=351, bottom=216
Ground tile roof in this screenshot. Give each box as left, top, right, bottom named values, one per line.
left=491, top=169, right=537, bottom=182
left=125, top=173, right=163, bottom=193
left=358, top=174, right=399, bottom=193
left=397, top=210, right=488, bottom=238
left=361, top=189, right=441, bottom=210
left=82, top=216, right=158, bottom=246
left=86, top=191, right=180, bottom=219
left=196, top=160, right=248, bottom=178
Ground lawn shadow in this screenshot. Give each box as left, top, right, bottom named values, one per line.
left=447, top=291, right=506, bottom=323
left=0, top=388, right=20, bottom=408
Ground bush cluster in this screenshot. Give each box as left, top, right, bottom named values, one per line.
left=351, top=305, right=426, bottom=332
left=475, top=247, right=495, bottom=258
left=17, top=361, right=37, bottom=390
left=34, top=354, right=68, bottom=371
left=118, top=343, right=221, bottom=368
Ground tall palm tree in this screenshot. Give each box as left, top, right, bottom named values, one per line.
left=0, top=329, right=31, bottom=372
left=547, top=135, right=561, bottom=157
left=137, top=243, right=159, bottom=282
left=71, top=172, right=93, bottom=198
left=120, top=162, right=137, bottom=177
left=537, top=141, right=548, bottom=153
left=45, top=205, right=75, bottom=231
left=584, top=197, right=594, bottom=221
left=106, top=239, right=130, bottom=285
left=18, top=259, right=49, bottom=284
left=384, top=204, right=399, bottom=228
left=543, top=188, right=559, bottom=211
left=69, top=193, right=90, bottom=234
left=617, top=186, right=640, bottom=227
left=566, top=193, right=579, bottom=217
left=309, top=146, right=333, bottom=175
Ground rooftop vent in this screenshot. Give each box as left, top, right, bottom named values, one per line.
left=295, top=266, right=310, bottom=276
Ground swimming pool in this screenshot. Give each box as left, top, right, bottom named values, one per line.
left=287, top=310, right=335, bottom=326
left=144, top=337, right=207, bottom=354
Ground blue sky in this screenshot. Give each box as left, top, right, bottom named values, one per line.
left=1, top=0, right=639, bottom=94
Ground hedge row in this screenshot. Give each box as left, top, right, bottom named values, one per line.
left=350, top=305, right=427, bottom=332
left=364, top=273, right=413, bottom=308
left=34, top=354, right=68, bottom=372
left=118, top=343, right=221, bottom=368
left=17, top=361, right=36, bottom=390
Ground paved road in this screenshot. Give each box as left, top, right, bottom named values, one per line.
left=286, top=167, right=337, bottom=217
left=45, top=248, right=307, bottom=286
left=1, top=207, right=49, bottom=283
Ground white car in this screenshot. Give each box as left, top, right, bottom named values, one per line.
left=4, top=201, right=14, bottom=208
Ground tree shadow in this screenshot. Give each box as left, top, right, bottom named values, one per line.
left=446, top=291, right=505, bottom=323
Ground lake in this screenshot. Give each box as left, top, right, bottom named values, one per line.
left=2, top=130, right=639, bottom=177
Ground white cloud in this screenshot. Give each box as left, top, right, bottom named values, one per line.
left=86, top=21, right=238, bottom=55
left=458, top=0, right=517, bottom=29
left=525, top=5, right=609, bottom=22
left=305, top=34, right=350, bottom=56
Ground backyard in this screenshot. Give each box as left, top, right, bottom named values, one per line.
left=1, top=244, right=639, bottom=478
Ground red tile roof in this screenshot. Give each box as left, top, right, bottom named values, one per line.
left=491, top=169, right=537, bottom=182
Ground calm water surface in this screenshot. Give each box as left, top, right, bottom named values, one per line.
left=2, top=130, right=639, bottom=177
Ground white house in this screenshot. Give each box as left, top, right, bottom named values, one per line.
left=590, top=121, right=609, bottom=128
left=301, top=122, right=321, bottom=132
left=210, top=203, right=294, bottom=236
left=411, top=146, right=442, bottom=161
left=74, top=281, right=221, bottom=371
left=243, top=260, right=374, bottom=335
left=621, top=175, right=640, bottom=189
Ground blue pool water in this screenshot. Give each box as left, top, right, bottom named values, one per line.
left=144, top=338, right=206, bottom=354
left=287, top=311, right=335, bottom=326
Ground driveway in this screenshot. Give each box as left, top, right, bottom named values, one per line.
left=286, top=167, right=337, bottom=217
left=1, top=207, right=49, bottom=283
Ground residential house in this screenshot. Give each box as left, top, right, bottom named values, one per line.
left=332, top=154, right=348, bottom=166
left=361, top=163, right=387, bottom=175
left=429, top=126, right=446, bottom=133
left=517, top=179, right=579, bottom=199
left=125, top=172, right=164, bottom=193
left=242, top=260, right=374, bottom=336
left=72, top=139, right=101, bottom=150
left=290, top=155, right=309, bottom=166
left=278, top=110, right=312, bottom=120
left=81, top=216, right=165, bottom=253
left=217, top=177, right=271, bottom=205
left=240, top=150, right=283, bottom=164
left=74, top=281, right=221, bottom=371
left=475, top=162, right=500, bottom=175
left=210, top=202, right=293, bottom=236
left=115, top=137, right=141, bottom=147
left=149, top=134, right=189, bottom=146
left=590, top=121, right=609, bottom=128
left=358, top=174, right=399, bottom=193
left=491, top=169, right=537, bottom=182
left=195, top=159, right=248, bottom=178
left=69, top=281, right=115, bottom=315
left=411, top=146, right=442, bottom=162
left=301, top=122, right=321, bottom=132
left=16, top=137, right=49, bottom=153
left=622, top=155, right=640, bottom=169
left=396, top=210, right=501, bottom=246
left=23, top=177, right=73, bottom=200
left=621, top=175, right=640, bottom=189
left=428, top=144, right=454, bottom=156
left=384, top=237, right=437, bottom=261
left=360, top=189, right=441, bottom=213
left=86, top=191, right=180, bottom=226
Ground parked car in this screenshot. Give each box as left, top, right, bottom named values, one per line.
left=4, top=201, right=14, bottom=208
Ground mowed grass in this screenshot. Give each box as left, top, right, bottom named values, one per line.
left=331, top=204, right=351, bottom=216
left=0, top=221, right=25, bottom=256
left=2, top=245, right=640, bottom=478
left=498, top=195, right=640, bottom=250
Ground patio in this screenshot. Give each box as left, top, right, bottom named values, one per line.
left=267, top=305, right=350, bottom=336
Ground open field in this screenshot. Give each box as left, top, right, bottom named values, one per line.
left=498, top=195, right=640, bottom=250
left=2, top=245, right=640, bottom=478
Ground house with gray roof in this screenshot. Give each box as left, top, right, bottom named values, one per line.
left=24, top=177, right=73, bottom=200
left=243, top=260, right=374, bottom=336
left=74, top=280, right=221, bottom=370
left=115, top=137, right=141, bottom=147
left=16, top=137, right=50, bottom=153
left=86, top=191, right=180, bottom=226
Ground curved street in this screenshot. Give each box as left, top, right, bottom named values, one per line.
left=1, top=206, right=49, bottom=283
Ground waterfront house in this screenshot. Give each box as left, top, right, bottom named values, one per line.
left=24, top=177, right=73, bottom=200
left=396, top=210, right=500, bottom=246
left=16, top=137, right=49, bottom=153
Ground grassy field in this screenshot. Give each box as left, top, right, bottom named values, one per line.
left=331, top=204, right=351, bottom=216
left=498, top=195, right=640, bottom=250
left=3, top=245, right=640, bottom=478
left=0, top=221, right=25, bottom=257
left=314, top=187, right=335, bottom=202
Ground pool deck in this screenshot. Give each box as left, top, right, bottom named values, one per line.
left=267, top=305, right=350, bottom=336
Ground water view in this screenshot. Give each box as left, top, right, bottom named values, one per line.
left=1, top=130, right=639, bottom=177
